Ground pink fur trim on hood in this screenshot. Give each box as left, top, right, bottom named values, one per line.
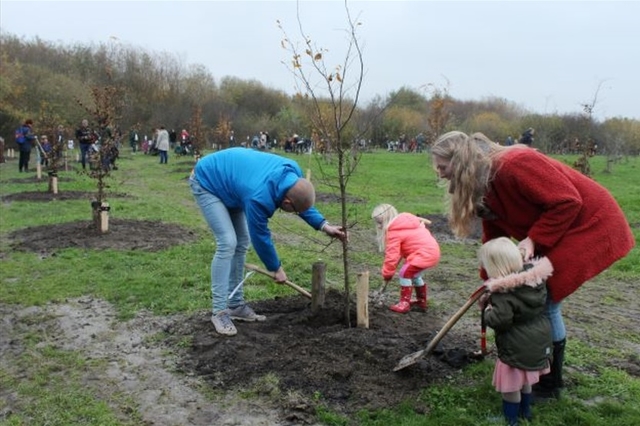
left=484, top=257, right=554, bottom=294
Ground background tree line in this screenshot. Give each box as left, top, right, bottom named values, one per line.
left=1, top=33, right=639, bottom=156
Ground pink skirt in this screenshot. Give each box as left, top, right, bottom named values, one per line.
left=492, top=359, right=550, bottom=393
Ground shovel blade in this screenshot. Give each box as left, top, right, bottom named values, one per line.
left=393, top=284, right=487, bottom=372
left=393, top=349, right=425, bottom=371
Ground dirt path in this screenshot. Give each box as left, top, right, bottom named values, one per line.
left=1, top=297, right=287, bottom=425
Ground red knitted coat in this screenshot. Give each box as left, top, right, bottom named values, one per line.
left=482, top=148, right=635, bottom=302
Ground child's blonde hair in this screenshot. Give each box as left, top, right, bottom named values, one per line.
left=478, top=237, right=523, bottom=279
left=371, top=203, right=399, bottom=252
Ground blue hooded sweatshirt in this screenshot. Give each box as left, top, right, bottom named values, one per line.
left=193, top=148, right=326, bottom=271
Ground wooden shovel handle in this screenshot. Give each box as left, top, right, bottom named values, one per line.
left=480, top=304, right=487, bottom=354
left=393, top=284, right=487, bottom=371
left=244, top=263, right=312, bottom=299
left=427, top=285, right=487, bottom=349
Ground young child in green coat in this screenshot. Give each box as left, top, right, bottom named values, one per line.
left=479, top=237, right=553, bottom=425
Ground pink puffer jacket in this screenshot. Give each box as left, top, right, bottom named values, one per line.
left=382, top=213, right=441, bottom=280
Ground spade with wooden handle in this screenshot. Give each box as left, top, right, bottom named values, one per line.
left=244, top=263, right=312, bottom=299
left=480, top=304, right=488, bottom=355
left=393, top=284, right=487, bottom=371
left=372, top=279, right=391, bottom=303
left=228, top=271, right=255, bottom=300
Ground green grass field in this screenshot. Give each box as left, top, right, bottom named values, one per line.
left=1, top=149, right=638, bottom=426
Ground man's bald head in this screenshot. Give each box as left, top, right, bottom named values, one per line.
left=286, top=178, right=316, bottom=213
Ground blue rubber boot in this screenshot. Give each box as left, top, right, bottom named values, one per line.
left=502, top=400, right=519, bottom=426
left=520, top=392, right=532, bottom=421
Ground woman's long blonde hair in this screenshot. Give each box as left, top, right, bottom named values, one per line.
left=371, top=203, right=398, bottom=252
left=431, top=131, right=524, bottom=238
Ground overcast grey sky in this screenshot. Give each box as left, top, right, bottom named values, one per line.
left=1, top=1, right=638, bottom=120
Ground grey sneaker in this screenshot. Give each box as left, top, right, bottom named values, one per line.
left=229, top=304, right=266, bottom=322
left=211, top=310, right=237, bottom=336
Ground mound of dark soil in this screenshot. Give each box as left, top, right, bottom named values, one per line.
left=1, top=190, right=132, bottom=203
left=167, top=290, right=483, bottom=423
left=7, top=219, right=197, bottom=253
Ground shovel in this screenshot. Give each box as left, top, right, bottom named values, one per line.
left=480, top=305, right=488, bottom=355
left=228, top=271, right=255, bottom=300
left=372, top=279, right=391, bottom=304
left=244, top=263, right=312, bottom=299
left=393, top=284, right=487, bottom=371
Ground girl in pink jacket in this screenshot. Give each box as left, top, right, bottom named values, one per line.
left=372, top=204, right=441, bottom=313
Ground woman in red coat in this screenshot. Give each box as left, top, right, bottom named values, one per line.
left=431, top=131, right=635, bottom=400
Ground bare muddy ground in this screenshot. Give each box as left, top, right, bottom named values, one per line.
left=2, top=196, right=639, bottom=425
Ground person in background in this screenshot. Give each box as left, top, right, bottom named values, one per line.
left=371, top=204, right=440, bottom=313
left=156, top=126, right=170, bottom=164
left=129, top=127, right=139, bottom=153
left=265, top=131, right=271, bottom=149
left=519, top=128, right=535, bottom=147
left=259, top=131, right=267, bottom=150
left=169, top=128, right=177, bottom=151
left=75, top=119, right=95, bottom=170
left=479, top=237, right=553, bottom=425
left=149, top=128, right=158, bottom=155
left=181, top=129, right=190, bottom=145
left=251, top=134, right=260, bottom=149
left=55, top=124, right=66, bottom=162
left=229, top=130, right=235, bottom=148
left=430, top=131, right=635, bottom=401
left=190, top=148, right=347, bottom=336
left=141, top=135, right=149, bottom=154
left=0, top=136, right=5, bottom=164
left=96, top=119, right=118, bottom=171
left=16, top=119, right=36, bottom=172
left=39, top=135, right=52, bottom=166
left=284, top=137, right=293, bottom=153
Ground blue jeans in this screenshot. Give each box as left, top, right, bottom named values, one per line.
left=159, top=150, right=168, bottom=164
left=79, top=143, right=91, bottom=169
left=190, top=177, right=250, bottom=314
left=545, top=295, right=566, bottom=342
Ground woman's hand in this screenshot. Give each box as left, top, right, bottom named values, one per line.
left=517, top=237, right=535, bottom=261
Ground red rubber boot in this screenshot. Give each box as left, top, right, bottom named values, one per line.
left=413, top=285, right=428, bottom=311
left=390, top=286, right=413, bottom=313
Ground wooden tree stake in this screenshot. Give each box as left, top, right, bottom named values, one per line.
left=311, top=261, right=326, bottom=313
left=99, top=202, right=110, bottom=233
left=356, top=271, right=369, bottom=329
left=49, top=173, right=58, bottom=194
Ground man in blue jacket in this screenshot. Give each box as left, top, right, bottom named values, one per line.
left=190, top=148, right=347, bottom=336
left=16, top=119, right=36, bottom=172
